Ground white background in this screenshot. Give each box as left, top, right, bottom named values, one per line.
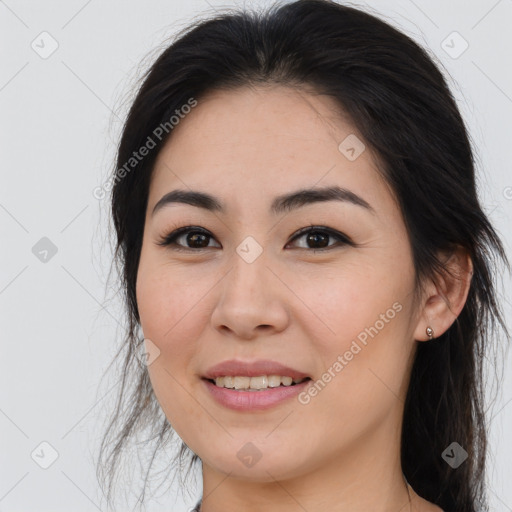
left=1, top=0, right=511, bottom=510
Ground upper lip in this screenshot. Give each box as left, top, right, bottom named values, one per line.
left=203, top=359, right=310, bottom=381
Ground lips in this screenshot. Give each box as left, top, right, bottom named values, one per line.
left=202, top=377, right=311, bottom=410
left=202, top=359, right=310, bottom=381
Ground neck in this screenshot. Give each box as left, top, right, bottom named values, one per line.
left=199, top=414, right=412, bottom=512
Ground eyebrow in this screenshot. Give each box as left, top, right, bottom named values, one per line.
left=151, top=185, right=376, bottom=217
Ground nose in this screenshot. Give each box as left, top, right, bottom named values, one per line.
left=210, top=250, right=289, bottom=341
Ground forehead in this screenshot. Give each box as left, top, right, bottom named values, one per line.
left=148, top=85, right=393, bottom=217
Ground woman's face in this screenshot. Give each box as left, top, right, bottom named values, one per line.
left=136, top=85, right=424, bottom=481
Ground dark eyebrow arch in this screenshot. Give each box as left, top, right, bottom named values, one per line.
left=151, top=185, right=375, bottom=217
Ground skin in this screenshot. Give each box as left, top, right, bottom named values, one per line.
left=135, top=85, right=472, bottom=512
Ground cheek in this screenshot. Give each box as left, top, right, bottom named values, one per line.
left=136, top=249, right=209, bottom=346
left=135, top=256, right=206, bottom=404
left=290, top=254, right=411, bottom=350
left=290, top=258, right=414, bottom=419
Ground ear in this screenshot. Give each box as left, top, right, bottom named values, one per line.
left=413, top=246, right=474, bottom=341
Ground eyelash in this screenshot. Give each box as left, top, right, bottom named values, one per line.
left=156, top=224, right=354, bottom=253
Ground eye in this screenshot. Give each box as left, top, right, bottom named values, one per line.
left=286, top=225, right=353, bottom=251
left=156, top=224, right=353, bottom=252
left=156, top=226, right=220, bottom=251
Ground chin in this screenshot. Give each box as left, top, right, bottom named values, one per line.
left=199, top=440, right=315, bottom=482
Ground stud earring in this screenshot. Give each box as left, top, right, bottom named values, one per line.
left=426, top=326, right=434, bottom=340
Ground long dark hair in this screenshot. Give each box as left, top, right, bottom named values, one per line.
left=96, top=1, right=510, bottom=510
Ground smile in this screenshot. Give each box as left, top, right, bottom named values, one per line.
left=202, top=376, right=312, bottom=410
left=210, top=375, right=309, bottom=390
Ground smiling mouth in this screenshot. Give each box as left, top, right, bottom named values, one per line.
left=204, top=375, right=312, bottom=391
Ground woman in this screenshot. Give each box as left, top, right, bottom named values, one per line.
left=96, top=1, right=509, bottom=511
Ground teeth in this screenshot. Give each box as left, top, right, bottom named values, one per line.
left=213, top=375, right=305, bottom=390
left=267, top=375, right=281, bottom=388
left=234, top=376, right=250, bottom=390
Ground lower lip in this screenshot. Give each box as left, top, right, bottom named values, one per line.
left=202, top=378, right=311, bottom=411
